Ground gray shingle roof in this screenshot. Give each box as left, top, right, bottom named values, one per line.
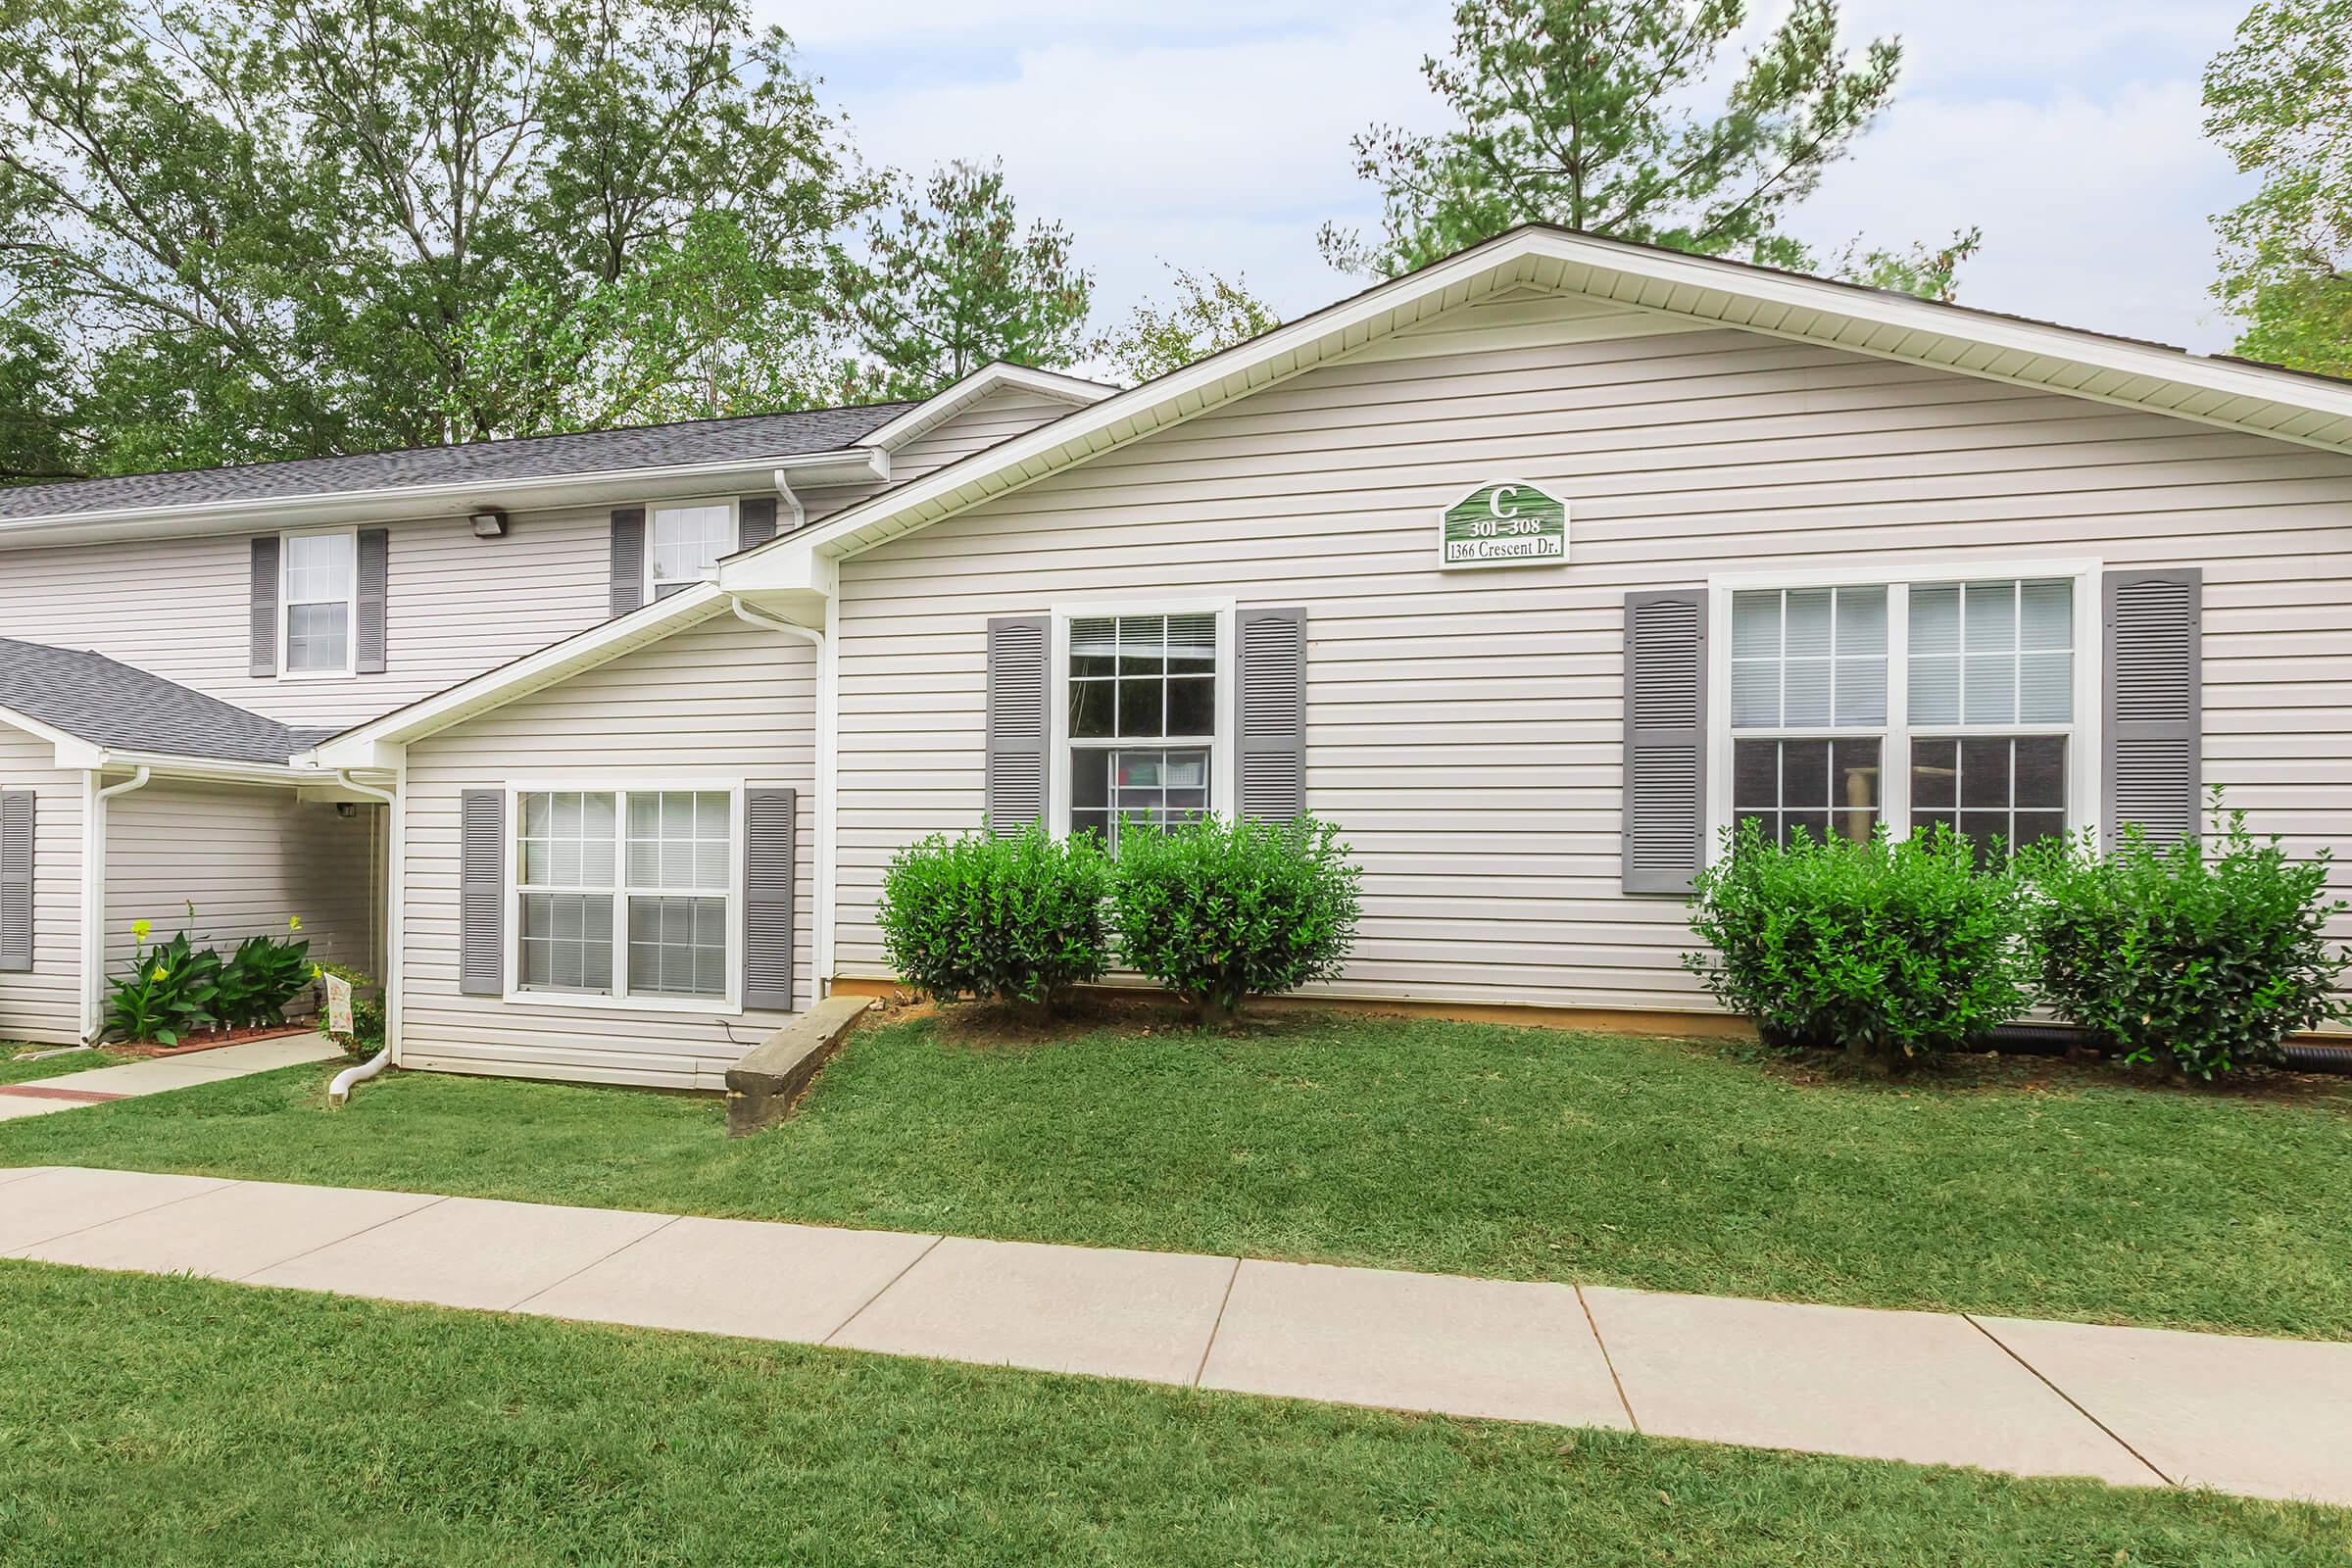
left=0, top=402, right=918, bottom=520
left=0, top=638, right=319, bottom=764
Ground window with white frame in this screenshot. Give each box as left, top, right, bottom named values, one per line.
left=282, top=529, right=357, bottom=675
left=515, top=788, right=734, bottom=1002
left=1066, top=612, right=1219, bottom=852
left=1727, top=576, right=2079, bottom=859
left=648, top=504, right=735, bottom=598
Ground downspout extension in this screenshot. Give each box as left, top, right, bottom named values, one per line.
left=327, top=770, right=396, bottom=1108
left=79, top=764, right=152, bottom=1045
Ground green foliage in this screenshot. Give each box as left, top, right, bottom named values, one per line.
left=1107, top=815, right=1363, bottom=1027
left=312, top=960, right=386, bottom=1057
left=0, top=0, right=880, bottom=477
left=876, top=824, right=1111, bottom=1009
left=1683, top=822, right=2033, bottom=1067
left=103, top=932, right=223, bottom=1047
left=2022, top=797, right=2351, bottom=1081
left=2203, top=0, right=2352, bottom=378
left=1089, top=264, right=1281, bottom=384
left=829, top=160, right=1093, bottom=399
left=213, top=932, right=315, bottom=1029
left=1321, top=0, right=1976, bottom=299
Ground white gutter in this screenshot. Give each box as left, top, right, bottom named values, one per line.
left=327, top=769, right=397, bottom=1107
left=728, top=595, right=834, bottom=1005
left=78, top=765, right=152, bottom=1042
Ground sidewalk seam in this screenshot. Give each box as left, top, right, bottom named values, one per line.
left=1575, top=1285, right=1640, bottom=1435
left=6, top=1172, right=242, bottom=1253
left=821, top=1233, right=946, bottom=1347
left=1190, top=1257, right=1244, bottom=1388
left=1962, top=1312, right=2174, bottom=1487
left=507, top=1215, right=685, bottom=1312
left=226, top=1194, right=456, bottom=1284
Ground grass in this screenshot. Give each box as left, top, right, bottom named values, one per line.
left=0, top=1260, right=2338, bottom=1566
left=0, top=1044, right=134, bottom=1085
left=4, top=1008, right=2351, bottom=1338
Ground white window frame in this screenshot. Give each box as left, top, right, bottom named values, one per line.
left=500, top=777, right=746, bottom=1014
left=646, top=499, right=740, bottom=601
left=1048, top=596, right=1238, bottom=845
left=278, top=525, right=359, bottom=681
left=1704, top=559, right=2102, bottom=863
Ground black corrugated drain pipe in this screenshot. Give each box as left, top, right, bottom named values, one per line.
left=1983, top=1024, right=2352, bottom=1075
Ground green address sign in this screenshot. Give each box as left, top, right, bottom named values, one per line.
left=1438, top=480, right=1568, bottom=570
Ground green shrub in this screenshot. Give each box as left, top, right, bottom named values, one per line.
left=1108, top=814, right=1362, bottom=1027
left=102, top=930, right=222, bottom=1046
left=2021, top=797, right=2350, bottom=1080
left=214, top=928, right=314, bottom=1028
left=1683, top=822, right=2033, bottom=1070
left=877, top=823, right=1111, bottom=1012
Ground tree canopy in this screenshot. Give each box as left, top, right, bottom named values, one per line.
left=2204, top=0, right=2351, bottom=378
left=1089, top=266, right=1281, bottom=384
left=1320, top=0, right=1978, bottom=299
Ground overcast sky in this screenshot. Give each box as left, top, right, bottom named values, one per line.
left=769, top=2, right=2254, bottom=358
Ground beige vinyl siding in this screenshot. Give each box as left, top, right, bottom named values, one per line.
left=832, top=289, right=2352, bottom=1015
left=0, top=725, right=82, bottom=1044
left=101, top=780, right=376, bottom=973
left=799, top=386, right=1089, bottom=522
left=400, top=612, right=816, bottom=1089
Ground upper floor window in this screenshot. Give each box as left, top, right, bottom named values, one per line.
left=282, top=528, right=356, bottom=676
left=1724, top=574, right=2082, bottom=861
left=1065, top=611, right=1221, bottom=853
left=649, top=504, right=735, bottom=598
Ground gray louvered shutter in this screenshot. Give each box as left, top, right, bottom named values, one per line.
left=739, top=495, right=780, bottom=552
left=1622, top=589, right=1708, bottom=894
left=0, top=791, right=31, bottom=973
left=610, top=508, right=647, bottom=617
left=249, top=536, right=280, bottom=677
left=743, top=787, right=797, bottom=1010
left=356, top=527, right=389, bottom=674
left=1238, top=607, right=1307, bottom=821
left=459, top=790, right=505, bottom=995
left=985, top=616, right=1050, bottom=836
left=2103, top=567, right=2202, bottom=849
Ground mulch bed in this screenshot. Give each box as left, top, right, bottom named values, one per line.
left=112, top=1023, right=316, bottom=1059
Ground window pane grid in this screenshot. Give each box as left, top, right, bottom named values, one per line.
left=1730, top=586, right=1887, bottom=729
left=1070, top=747, right=1211, bottom=853
left=283, top=532, right=355, bottom=672
left=1911, top=736, right=2068, bottom=859
left=650, top=505, right=735, bottom=590
left=1909, top=579, right=2073, bottom=728
left=516, top=789, right=731, bottom=1002
left=1732, top=737, right=1882, bottom=847
left=1069, top=613, right=1217, bottom=743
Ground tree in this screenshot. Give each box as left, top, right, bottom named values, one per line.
left=1320, top=0, right=1977, bottom=299
left=830, top=160, right=1092, bottom=399
left=0, top=0, right=879, bottom=479
left=2204, top=0, right=2352, bottom=378
left=1090, top=265, right=1281, bottom=383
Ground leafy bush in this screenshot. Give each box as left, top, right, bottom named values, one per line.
left=2022, top=797, right=2350, bottom=1080
left=1683, top=822, right=2034, bottom=1070
left=1108, top=814, right=1362, bottom=1027
left=103, top=930, right=223, bottom=1046
left=214, top=928, right=314, bottom=1028
left=877, top=824, right=1111, bottom=1012
left=312, top=960, right=385, bottom=1057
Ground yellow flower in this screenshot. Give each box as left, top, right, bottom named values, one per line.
left=287, top=915, right=303, bottom=932
left=151, top=965, right=170, bottom=982
left=131, top=918, right=151, bottom=943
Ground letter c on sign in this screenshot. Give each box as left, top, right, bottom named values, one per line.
left=1488, top=485, right=1521, bottom=518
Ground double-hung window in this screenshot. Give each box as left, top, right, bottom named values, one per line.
left=514, top=787, right=736, bottom=1004
left=1065, top=612, right=1220, bottom=852
left=648, top=504, right=735, bottom=598
left=1724, top=572, right=2083, bottom=860
left=282, top=529, right=357, bottom=676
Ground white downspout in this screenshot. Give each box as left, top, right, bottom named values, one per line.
left=327, top=769, right=397, bottom=1107
left=770, top=469, right=808, bottom=534
left=729, top=595, right=829, bottom=1009
left=79, top=764, right=152, bottom=1043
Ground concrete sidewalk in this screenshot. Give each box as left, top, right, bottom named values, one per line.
left=0, top=1036, right=344, bottom=1120
left=2, top=1165, right=2347, bottom=1506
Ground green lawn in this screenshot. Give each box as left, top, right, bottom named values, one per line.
left=5, top=1010, right=2349, bottom=1338
left=0, top=1044, right=133, bottom=1085
left=0, top=1260, right=2336, bottom=1566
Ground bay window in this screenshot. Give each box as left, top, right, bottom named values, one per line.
left=1720, top=571, right=2087, bottom=859
left=514, top=787, right=735, bottom=1004
left=1062, top=611, right=1223, bottom=853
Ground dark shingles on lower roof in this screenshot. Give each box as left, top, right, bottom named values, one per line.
left=0, top=401, right=919, bottom=521
left=0, top=638, right=315, bottom=764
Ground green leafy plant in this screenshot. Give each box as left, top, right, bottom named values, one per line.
left=1108, top=814, right=1363, bottom=1028
left=102, top=930, right=223, bottom=1046
left=312, top=960, right=385, bottom=1058
left=214, top=926, right=314, bottom=1029
left=2021, top=794, right=2350, bottom=1081
left=877, top=824, right=1112, bottom=1014
left=1683, top=821, right=2034, bottom=1071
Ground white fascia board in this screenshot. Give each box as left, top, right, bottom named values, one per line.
left=858, top=364, right=1117, bottom=455
left=0, top=449, right=890, bottom=550
left=307, top=583, right=731, bottom=766
left=721, top=227, right=2352, bottom=589
left=0, top=707, right=106, bottom=769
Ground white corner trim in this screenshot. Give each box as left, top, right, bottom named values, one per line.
left=857, top=362, right=1116, bottom=454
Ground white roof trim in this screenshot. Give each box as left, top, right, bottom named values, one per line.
left=307, top=584, right=731, bottom=767
left=721, top=225, right=2352, bottom=590
left=0, top=705, right=104, bottom=769
left=857, top=363, right=1116, bottom=454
